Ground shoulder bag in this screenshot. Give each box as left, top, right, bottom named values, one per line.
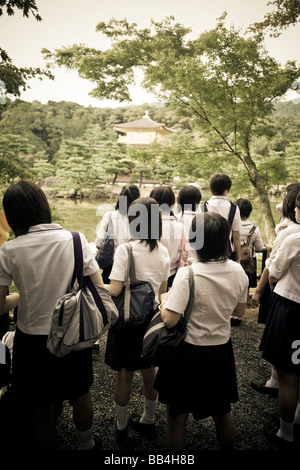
left=47, top=231, right=119, bottom=357
left=111, top=243, right=155, bottom=331
left=241, top=225, right=257, bottom=274
left=141, top=265, right=194, bottom=366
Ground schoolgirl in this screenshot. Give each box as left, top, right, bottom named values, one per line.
left=95, top=185, right=140, bottom=283
left=259, top=191, right=300, bottom=447
left=0, top=180, right=102, bottom=450
left=105, top=197, right=170, bottom=443
left=154, top=212, right=249, bottom=450
left=176, top=184, right=202, bottom=261
left=250, top=186, right=300, bottom=397
left=150, top=185, right=186, bottom=287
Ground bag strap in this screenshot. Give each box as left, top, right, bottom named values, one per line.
left=182, top=265, right=194, bottom=326
left=71, top=231, right=109, bottom=335
left=71, top=231, right=83, bottom=288
left=106, top=212, right=114, bottom=236
left=228, top=202, right=236, bottom=230
left=125, top=243, right=137, bottom=283
left=246, top=225, right=257, bottom=257
left=201, top=201, right=208, bottom=212
left=122, top=243, right=136, bottom=322
left=83, top=276, right=109, bottom=327
left=247, top=225, right=257, bottom=242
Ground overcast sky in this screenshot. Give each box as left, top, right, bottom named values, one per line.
left=1, top=0, right=300, bottom=107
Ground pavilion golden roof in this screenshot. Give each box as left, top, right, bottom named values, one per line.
left=112, top=112, right=174, bottom=134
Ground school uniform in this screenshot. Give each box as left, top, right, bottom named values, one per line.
left=257, top=222, right=300, bottom=324
left=260, top=232, right=300, bottom=373
left=176, top=210, right=198, bottom=260
left=95, top=209, right=131, bottom=283
left=0, top=224, right=99, bottom=408
left=95, top=210, right=130, bottom=249
left=265, top=221, right=300, bottom=270
left=105, top=240, right=170, bottom=371
left=154, top=261, right=248, bottom=419
left=159, top=214, right=185, bottom=286
left=204, top=196, right=242, bottom=253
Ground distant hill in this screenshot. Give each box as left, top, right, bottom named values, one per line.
left=272, top=99, right=300, bottom=119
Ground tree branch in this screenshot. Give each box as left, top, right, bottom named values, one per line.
left=174, top=95, right=254, bottom=181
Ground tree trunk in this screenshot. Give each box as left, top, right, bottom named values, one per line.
left=254, top=180, right=276, bottom=244
left=139, top=171, right=143, bottom=188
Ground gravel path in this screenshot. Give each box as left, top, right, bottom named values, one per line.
left=54, top=304, right=295, bottom=454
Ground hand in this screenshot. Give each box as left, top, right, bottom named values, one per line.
left=160, top=291, right=169, bottom=303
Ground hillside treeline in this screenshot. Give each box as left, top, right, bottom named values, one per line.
left=0, top=99, right=299, bottom=197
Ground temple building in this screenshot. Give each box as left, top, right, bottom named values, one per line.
left=112, top=111, right=175, bottom=146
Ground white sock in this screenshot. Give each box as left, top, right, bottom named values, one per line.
left=276, top=418, right=294, bottom=442
left=140, top=398, right=157, bottom=425
left=294, top=403, right=300, bottom=425
left=77, top=425, right=95, bottom=450
left=115, top=402, right=128, bottom=430
left=265, top=367, right=279, bottom=388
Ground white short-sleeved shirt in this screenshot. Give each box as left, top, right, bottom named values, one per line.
left=240, top=220, right=265, bottom=258
left=160, top=215, right=186, bottom=275
left=109, top=240, right=170, bottom=307
left=176, top=211, right=198, bottom=260
left=269, top=232, right=300, bottom=304
left=265, top=221, right=300, bottom=269
left=165, top=261, right=248, bottom=346
left=95, top=210, right=130, bottom=249
left=0, top=224, right=99, bottom=335
left=204, top=196, right=242, bottom=231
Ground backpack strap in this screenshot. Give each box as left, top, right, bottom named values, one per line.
left=71, top=231, right=83, bottom=289
left=106, top=211, right=114, bottom=236
left=71, top=231, right=109, bottom=340
left=246, top=225, right=257, bottom=255
left=200, top=201, right=208, bottom=212
left=183, top=265, right=195, bottom=326
left=123, top=243, right=136, bottom=322
left=247, top=225, right=257, bottom=240
left=228, top=202, right=237, bottom=230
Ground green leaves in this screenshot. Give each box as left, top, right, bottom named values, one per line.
left=0, top=0, right=41, bottom=21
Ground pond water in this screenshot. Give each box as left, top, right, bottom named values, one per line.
left=50, top=192, right=283, bottom=245
left=50, top=197, right=115, bottom=244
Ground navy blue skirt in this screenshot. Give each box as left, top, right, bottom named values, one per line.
left=154, top=339, right=238, bottom=419
left=105, top=325, right=153, bottom=371
left=260, top=293, right=300, bottom=374
left=12, top=327, right=93, bottom=409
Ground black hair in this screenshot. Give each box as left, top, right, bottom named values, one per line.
left=235, top=198, right=253, bottom=219
left=282, top=184, right=300, bottom=222
left=128, top=197, right=162, bottom=252
left=286, top=181, right=299, bottom=193
left=149, top=185, right=175, bottom=212
left=3, top=180, right=52, bottom=237
left=115, top=185, right=140, bottom=215
left=296, top=190, right=300, bottom=209
left=177, top=185, right=202, bottom=213
left=210, top=173, right=232, bottom=196
left=189, top=212, right=229, bottom=262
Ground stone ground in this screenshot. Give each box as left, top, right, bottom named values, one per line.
left=54, top=303, right=299, bottom=458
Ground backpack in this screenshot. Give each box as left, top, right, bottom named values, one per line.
left=240, top=225, right=257, bottom=274
left=110, top=243, right=155, bottom=331
left=47, top=232, right=119, bottom=357
left=95, top=212, right=115, bottom=269
left=141, top=265, right=194, bottom=367
left=0, top=341, right=11, bottom=391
